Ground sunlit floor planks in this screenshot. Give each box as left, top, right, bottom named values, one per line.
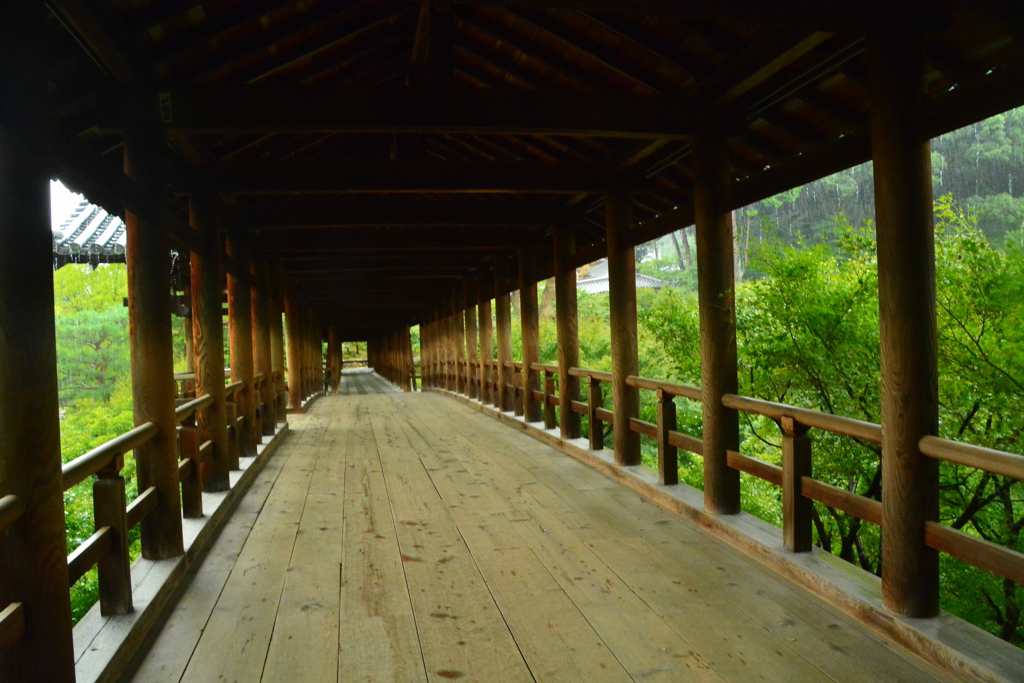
left=131, top=378, right=950, bottom=682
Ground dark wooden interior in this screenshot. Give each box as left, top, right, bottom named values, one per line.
left=2, top=2, right=1024, bottom=681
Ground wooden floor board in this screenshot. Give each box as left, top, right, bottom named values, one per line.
left=132, top=385, right=948, bottom=682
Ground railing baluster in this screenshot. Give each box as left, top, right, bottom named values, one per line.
left=93, top=455, right=132, bottom=615
left=543, top=370, right=557, bottom=429
left=588, top=377, right=603, bottom=450
left=657, top=389, right=678, bottom=486
left=782, top=415, right=813, bottom=553
left=178, top=417, right=204, bottom=518
left=225, top=400, right=240, bottom=470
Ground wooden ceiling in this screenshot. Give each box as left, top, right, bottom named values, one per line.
left=45, top=0, right=1024, bottom=339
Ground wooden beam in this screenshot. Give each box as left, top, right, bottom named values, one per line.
left=870, top=31, right=940, bottom=619
left=227, top=226, right=257, bottom=458
left=108, top=86, right=698, bottom=139
left=0, top=6, right=76, bottom=678
left=284, top=280, right=304, bottom=410
left=174, top=161, right=637, bottom=194
left=234, top=198, right=583, bottom=228
left=257, top=228, right=534, bottom=253
left=387, top=0, right=951, bottom=32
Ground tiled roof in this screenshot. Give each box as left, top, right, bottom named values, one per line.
left=52, top=200, right=126, bottom=267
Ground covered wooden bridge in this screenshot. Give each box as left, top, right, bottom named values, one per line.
left=2, top=1, right=1024, bottom=681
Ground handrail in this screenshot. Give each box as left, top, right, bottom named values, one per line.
left=0, top=495, right=26, bottom=533
left=568, top=367, right=613, bottom=382
left=920, top=436, right=1024, bottom=482
left=62, top=422, right=159, bottom=491
left=626, top=375, right=701, bottom=401
left=531, top=362, right=559, bottom=373
left=175, top=394, right=215, bottom=423
left=0, top=602, right=25, bottom=654
left=722, top=393, right=882, bottom=444
left=225, top=380, right=245, bottom=396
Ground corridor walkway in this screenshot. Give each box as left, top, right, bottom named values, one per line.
left=131, top=383, right=949, bottom=682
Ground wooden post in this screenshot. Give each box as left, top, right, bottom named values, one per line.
left=284, top=280, right=304, bottom=410
left=227, top=227, right=257, bottom=459
left=328, top=326, right=340, bottom=394
left=0, top=6, right=76, bottom=675
left=477, top=272, right=494, bottom=406
left=657, top=390, right=679, bottom=486
left=554, top=225, right=582, bottom=439
left=495, top=258, right=514, bottom=412
left=543, top=371, right=557, bottom=430
left=464, top=280, right=478, bottom=400
left=588, top=377, right=604, bottom=451
left=605, top=191, right=641, bottom=466
left=270, top=268, right=287, bottom=423
left=520, top=248, right=542, bottom=423
left=694, top=129, right=741, bottom=515
left=252, top=257, right=275, bottom=437
left=178, top=418, right=203, bottom=518
left=124, top=101, right=183, bottom=558
left=870, top=30, right=939, bottom=618
left=93, top=459, right=131, bottom=615
left=453, top=291, right=466, bottom=395
left=781, top=416, right=812, bottom=552
left=190, top=194, right=230, bottom=492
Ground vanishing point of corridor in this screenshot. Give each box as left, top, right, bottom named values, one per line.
left=133, top=376, right=948, bottom=682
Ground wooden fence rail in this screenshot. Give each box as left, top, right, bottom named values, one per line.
left=57, top=379, right=247, bottom=618
left=439, top=364, right=1024, bottom=599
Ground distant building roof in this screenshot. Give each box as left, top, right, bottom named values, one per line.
left=52, top=200, right=127, bottom=268
left=576, top=258, right=666, bottom=294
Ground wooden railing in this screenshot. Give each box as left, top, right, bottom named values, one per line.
left=437, top=362, right=1024, bottom=595
left=60, top=379, right=248, bottom=618
left=0, top=495, right=27, bottom=653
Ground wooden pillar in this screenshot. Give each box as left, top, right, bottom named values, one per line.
left=870, top=30, right=939, bottom=618
left=464, top=280, right=478, bottom=400
left=328, top=326, right=340, bottom=394
left=227, top=228, right=257, bottom=458
left=190, top=194, right=231, bottom=491
left=284, top=281, right=303, bottom=409
left=519, top=247, right=542, bottom=422
left=270, top=268, right=287, bottom=423
left=0, top=6, right=76, bottom=676
left=477, top=272, right=493, bottom=405
left=554, top=225, right=582, bottom=439
left=453, top=291, right=466, bottom=395
left=495, top=258, right=514, bottom=412
left=125, top=102, right=185, bottom=559
left=252, top=257, right=275, bottom=437
left=694, top=129, right=741, bottom=515
left=605, top=191, right=641, bottom=466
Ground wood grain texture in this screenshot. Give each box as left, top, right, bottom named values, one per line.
left=252, top=258, right=276, bottom=436
left=519, top=248, right=542, bottom=423
left=126, top=114, right=184, bottom=559
left=131, top=388, right=949, bottom=683
left=605, top=190, right=641, bottom=466
left=477, top=277, right=494, bottom=406
left=284, top=279, right=304, bottom=409
left=554, top=225, right=582, bottom=439
left=494, top=258, right=514, bottom=412
left=0, top=8, right=76, bottom=675
left=190, top=195, right=231, bottom=492
left=869, top=31, right=940, bottom=618
left=693, top=130, right=741, bottom=514
left=227, top=227, right=258, bottom=458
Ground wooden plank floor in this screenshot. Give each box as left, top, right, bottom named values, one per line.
left=131, top=382, right=951, bottom=682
